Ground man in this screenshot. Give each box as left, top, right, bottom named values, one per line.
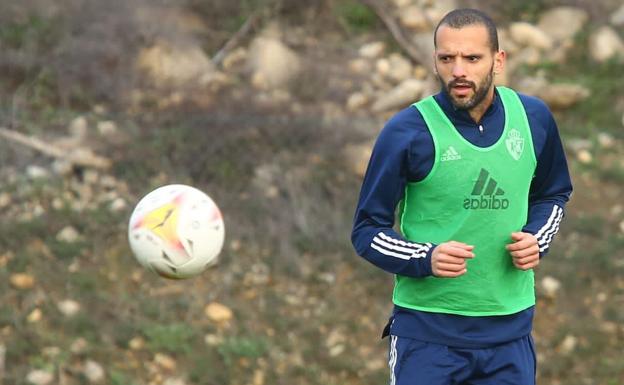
left=351, top=8, right=572, bottom=385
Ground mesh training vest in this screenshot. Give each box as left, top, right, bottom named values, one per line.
left=394, top=87, right=537, bottom=316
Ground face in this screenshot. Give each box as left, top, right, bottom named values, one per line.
left=434, top=24, right=504, bottom=111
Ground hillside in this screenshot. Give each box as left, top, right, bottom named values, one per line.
left=0, top=1, right=623, bottom=384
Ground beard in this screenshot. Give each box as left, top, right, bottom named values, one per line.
left=438, top=66, right=494, bottom=111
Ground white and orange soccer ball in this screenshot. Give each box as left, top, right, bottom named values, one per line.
left=128, top=184, right=225, bottom=279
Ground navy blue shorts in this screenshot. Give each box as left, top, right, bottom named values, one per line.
left=388, top=334, right=536, bottom=385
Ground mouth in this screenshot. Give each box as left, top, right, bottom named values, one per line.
left=450, top=82, right=473, bottom=96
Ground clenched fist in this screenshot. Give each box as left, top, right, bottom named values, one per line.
left=431, top=241, right=475, bottom=278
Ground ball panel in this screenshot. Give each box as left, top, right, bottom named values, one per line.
left=128, top=184, right=225, bottom=279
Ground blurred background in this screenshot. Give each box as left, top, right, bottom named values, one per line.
left=0, top=0, right=623, bottom=384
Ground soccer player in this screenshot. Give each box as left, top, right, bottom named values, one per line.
left=351, top=8, right=572, bottom=385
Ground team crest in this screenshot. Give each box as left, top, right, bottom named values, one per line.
left=506, top=129, right=524, bottom=160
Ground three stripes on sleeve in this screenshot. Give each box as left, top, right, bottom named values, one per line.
left=369, top=204, right=563, bottom=260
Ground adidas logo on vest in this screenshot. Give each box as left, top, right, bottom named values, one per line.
left=463, top=168, right=510, bottom=210
left=441, top=146, right=461, bottom=161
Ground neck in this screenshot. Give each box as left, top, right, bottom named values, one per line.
left=468, top=87, right=495, bottom=123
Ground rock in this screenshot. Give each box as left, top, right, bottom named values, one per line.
left=97, top=121, right=117, bottom=136
left=343, top=142, right=373, bottom=177
left=56, top=226, right=81, bottom=243
left=537, top=83, right=591, bottom=110
left=611, top=4, right=624, bottom=26
left=424, top=0, right=458, bottom=25
left=154, top=353, right=177, bottom=371
left=204, top=334, right=223, bottom=346
left=164, top=378, right=187, bottom=385
left=509, top=22, right=553, bottom=50
left=247, top=32, right=301, bottom=90
left=577, top=149, right=592, bottom=164
left=372, top=79, right=426, bottom=112
left=26, top=370, right=54, bottom=385
left=558, top=335, right=577, bottom=355
left=69, top=116, right=89, bottom=138
left=27, top=308, right=42, bottom=323
left=10, top=273, right=35, bottom=289
left=386, top=53, right=413, bottom=83
left=538, top=7, right=588, bottom=42
left=26, top=166, right=49, bottom=180
left=597, top=133, right=615, bottom=149
left=391, top=0, right=411, bottom=7
left=109, top=198, right=127, bottom=212
left=129, top=336, right=145, bottom=350
left=541, top=276, right=561, bottom=298
left=589, top=26, right=624, bottom=62
left=204, top=302, right=233, bottom=323
left=57, top=299, right=81, bottom=317
left=400, top=6, right=429, bottom=31
left=70, top=337, right=88, bottom=354
left=359, top=41, right=386, bottom=59
left=346, top=92, right=369, bottom=111
left=222, top=47, right=248, bottom=71
left=619, top=220, right=624, bottom=234
left=348, top=58, right=373, bottom=75
left=136, top=39, right=215, bottom=87
left=83, top=360, right=105, bottom=383
left=0, top=192, right=10, bottom=208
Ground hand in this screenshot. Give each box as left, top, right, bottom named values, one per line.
left=431, top=241, right=474, bottom=278
left=506, top=232, right=540, bottom=270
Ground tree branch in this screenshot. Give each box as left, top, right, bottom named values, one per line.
left=0, top=127, right=111, bottom=170
left=361, top=0, right=427, bottom=66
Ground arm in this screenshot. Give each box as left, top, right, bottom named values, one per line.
left=351, top=114, right=435, bottom=278
left=508, top=97, right=573, bottom=268
left=522, top=105, right=572, bottom=256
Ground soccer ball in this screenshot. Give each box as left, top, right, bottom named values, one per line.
left=128, top=184, right=225, bottom=279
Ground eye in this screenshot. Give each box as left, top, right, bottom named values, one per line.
left=438, top=56, right=451, bottom=62
left=467, top=56, right=481, bottom=62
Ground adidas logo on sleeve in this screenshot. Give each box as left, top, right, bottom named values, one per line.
left=441, top=146, right=461, bottom=161
left=463, top=168, right=509, bottom=210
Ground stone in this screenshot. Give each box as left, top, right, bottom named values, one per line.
left=69, top=116, right=89, bottom=138
left=27, top=308, right=42, bottom=323
left=136, top=39, right=215, bottom=87
left=346, top=92, right=369, bottom=111
left=577, top=149, right=592, bottom=164
left=26, top=166, right=49, bottom=180
left=97, top=121, right=117, bottom=136
left=538, top=7, right=588, bottom=42
left=372, top=79, right=426, bottom=112
left=537, top=83, right=590, bottom=110
left=509, top=22, right=553, bottom=50
left=541, top=276, right=561, bottom=298
left=589, top=26, right=624, bottom=63
left=26, top=370, right=54, bottom=385
left=611, top=4, right=624, bottom=26
left=83, top=360, right=105, bottom=383
left=343, top=142, right=373, bottom=177
left=359, top=41, right=386, bottom=59
left=57, top=299, right=81, bottom=317
left=204, top=302, right=233, bottom=323
left=10, top=273, right=35, bottom=289
left=247, top=33, right=301, bottom=90
left=56, top=226, right=81, bottom=243
left=558, top=335, right=577, bottom=355
left=400, top=6, right=429, bottom=31
left=154, top=353, right=177, bottom=371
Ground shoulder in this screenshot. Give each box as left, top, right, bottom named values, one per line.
left=377, top=105, right=429, bottom=145
left=516, top=92, right=556, bottom=128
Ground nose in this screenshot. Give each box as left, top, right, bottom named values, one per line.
left=452, top=61, right=466, bottom=78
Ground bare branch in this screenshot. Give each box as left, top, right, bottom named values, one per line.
left=361, top=0, right=427, bottom=66
left=0, top=127, right=111, bottom=170
left=211, top=12, right=261, bottom=67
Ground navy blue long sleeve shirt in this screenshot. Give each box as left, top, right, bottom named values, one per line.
left=351, top=88, right=572, bottom=348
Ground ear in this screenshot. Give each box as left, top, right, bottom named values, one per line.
left=493, top=50, right=506, bottom=75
